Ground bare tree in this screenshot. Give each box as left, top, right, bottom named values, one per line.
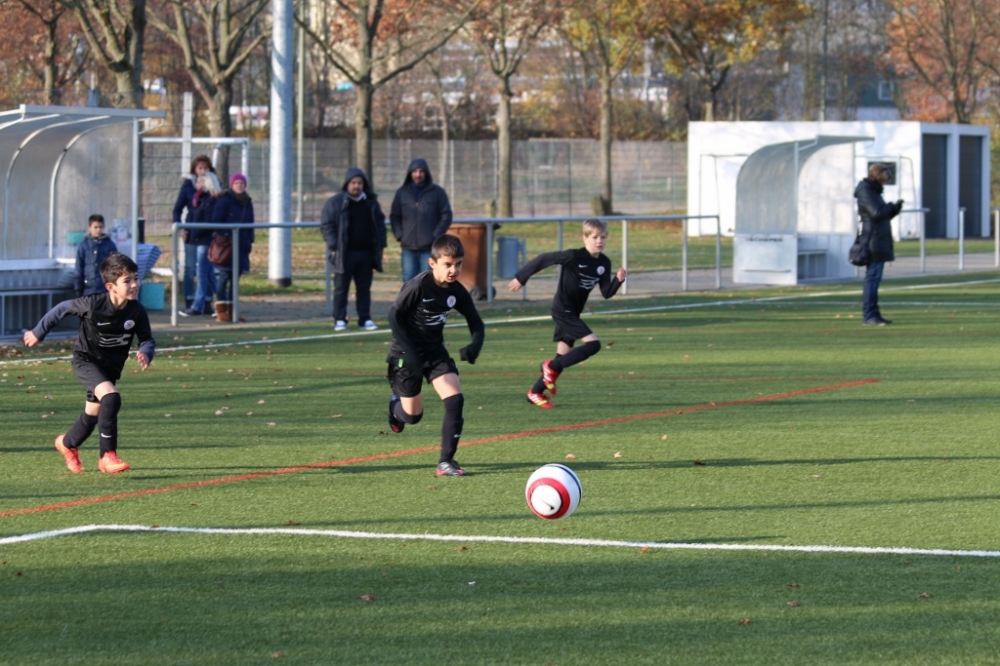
left=563, top=0, right=650, bottom=214
left=147, top=0, right=270, bottom=147
left=458, top=0, right=563, bottom=217
left=298, top=0, right=478, bottom=185
left=59, top=0, right=146, bottom=107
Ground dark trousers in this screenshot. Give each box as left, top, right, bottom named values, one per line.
left=863, top=261, right=884, bottom=322
left=334, top=250, right=374, bottom=322
left=215, top=269, right=235, bottom=302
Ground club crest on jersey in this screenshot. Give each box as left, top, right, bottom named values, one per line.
left=597, top=266, right=605, bottom=275
left=447, top=295, right=457, bottom=308
left=124, top=320, right=135, bottom=330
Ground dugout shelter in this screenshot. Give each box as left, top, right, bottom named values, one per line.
left=688, top=121, right=991, bottom=285
left=0, top=105, right=164, bottom=338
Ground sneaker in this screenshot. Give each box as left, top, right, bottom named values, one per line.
left=361, top=320, right=379, bottom=331
left=526, top=390, right=555, bottom=409
left=436, top=460, right=465, bottom=476
left=863, top=318, right=888, bottom=326
left=178, top=307, right=202, bottom=317
left=388, top=394, right=404, bottom=433
left=98, top=451, right=130, bottom=474
left=202, top=304, right=215, bottom=316
left=54, top=434, right=83, bottom=474
left=540, top=359, right=561, bottom=395
left=334, top=320, right=347, bottom=331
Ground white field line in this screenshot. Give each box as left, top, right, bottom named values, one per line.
left=4, top=278, right=999, bottom=367
left=2, top=524, right=999, bottom=559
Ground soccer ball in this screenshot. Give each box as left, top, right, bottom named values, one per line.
left=525, top=464, right=582, bottom=519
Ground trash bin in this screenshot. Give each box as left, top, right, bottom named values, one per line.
left=496, top=236, right=521, bottom=278
left=138, top=282, right=165, bottom=311
left=450, top=222, right=498, bottom=300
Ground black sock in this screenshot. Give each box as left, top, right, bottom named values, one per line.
left=550, top=341, right=600, bottom=372
left=97, top=393, right=122, bottom=455
left=533, top=353, right=563, bottom=393
left=440, top=394, right=464, bottom=463
left=393, top=400, right=423, bottom=425
left=64, top=412, right=99, bottom=449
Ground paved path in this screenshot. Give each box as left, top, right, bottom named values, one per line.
left=147, top=251, right=999, bottom=332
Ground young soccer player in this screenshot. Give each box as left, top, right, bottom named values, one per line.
left=508, top=218, right=626, bottom=408
left=23, top=252, right=155, bottom=474
left=385, top=233, right=485, bottom=476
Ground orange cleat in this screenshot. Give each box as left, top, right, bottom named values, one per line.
left=540, top=360, right=561, bottom=395
left=54, top=434, right=84, bottom=474
left=526, top=390, right=555, bottom=409
left=98, top=451, right=130, bottom=474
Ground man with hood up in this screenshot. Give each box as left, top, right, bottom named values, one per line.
left=320, top=167, right=387, bottom=331
left=390, top=158, right=453, bottom=282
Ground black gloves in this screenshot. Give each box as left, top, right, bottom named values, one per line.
left=459, top=345, right=479, bottom=365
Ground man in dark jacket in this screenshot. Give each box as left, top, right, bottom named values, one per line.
left=855, top=162, right=903, bottom=326
left=320, top=167, right=387, bottom=331
left=390, top=158, right=453, bottom=282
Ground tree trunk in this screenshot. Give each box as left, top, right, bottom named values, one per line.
left=496, top=80, right=513, bottom=218
left=703, top=100, right=714, bottom=121
left=598, top=70, right=613, bottom=215
left=354, top=83, right=374, bottom=185
left=43, top=20, right=58, bottom=106
left=439, top=102, right=450, bottom=188
left=207, top=84, right=235, bottom=183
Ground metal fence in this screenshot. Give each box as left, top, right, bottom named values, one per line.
left=142, top=139, right=687, bottom=235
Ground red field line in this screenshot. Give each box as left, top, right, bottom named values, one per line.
left=0, top=379, right=878, bottom=519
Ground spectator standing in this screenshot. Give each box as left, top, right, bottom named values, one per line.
left=320, top=167, right=387, bottom=331
left=179, top=172, right=223, bottom=317
left=855, top=163, right=903, bottom=326
left=211, top=173, right=255, bottom=322
left=390, top=158, right=453, bottom=282
left=172, top=155, right=215, bottom=309
left=74, top=214, right=118, bottom=296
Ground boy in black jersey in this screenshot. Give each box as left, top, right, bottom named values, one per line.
left=386, top=234, right=485, bottom=476
left=23, top=253, right=155, bottom=474
left=509, top=218, right=626, bottom=408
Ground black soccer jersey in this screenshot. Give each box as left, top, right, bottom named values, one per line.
left=514, top=248, right=622, bottom=317
left=31, top=294, right=155, bottom=377
left=388, top=271, right=484, bottom=364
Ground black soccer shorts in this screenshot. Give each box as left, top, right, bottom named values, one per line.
left=72, top=359, right=118, bottom=403
left=387, top=355, right=459, bottom=398
left=551, top=311, right=594, bottom=346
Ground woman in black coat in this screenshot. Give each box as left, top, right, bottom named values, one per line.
left=855, top=162, right=903, bottom=326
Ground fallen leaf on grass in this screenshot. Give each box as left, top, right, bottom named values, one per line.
left=287, top=521, right=300, bottom=526
left=785, top=583, right=800, bottom=588
left=613, top=451, right=622, bottom=458
left=786, top=600, right=802, bottom=607
left=358, top=594, right=377, bottom=601
left=638, top=547, right=649, bottom=554
left=661, top=434, right=668, bottom=441
left=267, top=422, right=276, bottom=426
left=271, top=652, right=285, bottom=659
left=738, top=618, right=752, bottom=625
left=454, top=546, right=468, bottom=551
left=693, top=460, right=706, bottom=466
left=605, top=340, right=615, bottom=348
left=920, top=592, right=931, bottom=598
left=565, top=453, right=577, bottom=460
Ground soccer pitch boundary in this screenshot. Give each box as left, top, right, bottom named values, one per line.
left=0, top=379, right=876, bottom=519
left=3, top=277, right=998, bottom=367
left=3, top=523, right=1000, bottom=559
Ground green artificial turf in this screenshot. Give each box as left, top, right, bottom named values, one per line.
left=3, top=276, right=1000, bottom=664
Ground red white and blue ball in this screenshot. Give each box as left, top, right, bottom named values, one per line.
left=525, top=464, right=582, bottom=519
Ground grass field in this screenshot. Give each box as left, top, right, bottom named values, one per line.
left=4, top=275, right=1000, bottom=664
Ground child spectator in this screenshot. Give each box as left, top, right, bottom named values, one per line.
left=24, top=252, right=155, bottom=474
left=385, top=234, right=485, bottom=476
left=211, top=173, right=255, bottom=322
left=320, top=167, right=387, bottom=332
left=74, top=214, right=118, bottom=296
left=508, top=218, right=626, bottom=408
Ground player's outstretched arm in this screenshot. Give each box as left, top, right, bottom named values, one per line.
left=24, top=299, right=78, bottom=347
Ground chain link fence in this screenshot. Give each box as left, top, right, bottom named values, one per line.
left=141, top=138, right=686, bottom=234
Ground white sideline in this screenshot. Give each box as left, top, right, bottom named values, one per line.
left=2, top=524, right=999, bottom=559
left=3, top=278, right=999, bottom=367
